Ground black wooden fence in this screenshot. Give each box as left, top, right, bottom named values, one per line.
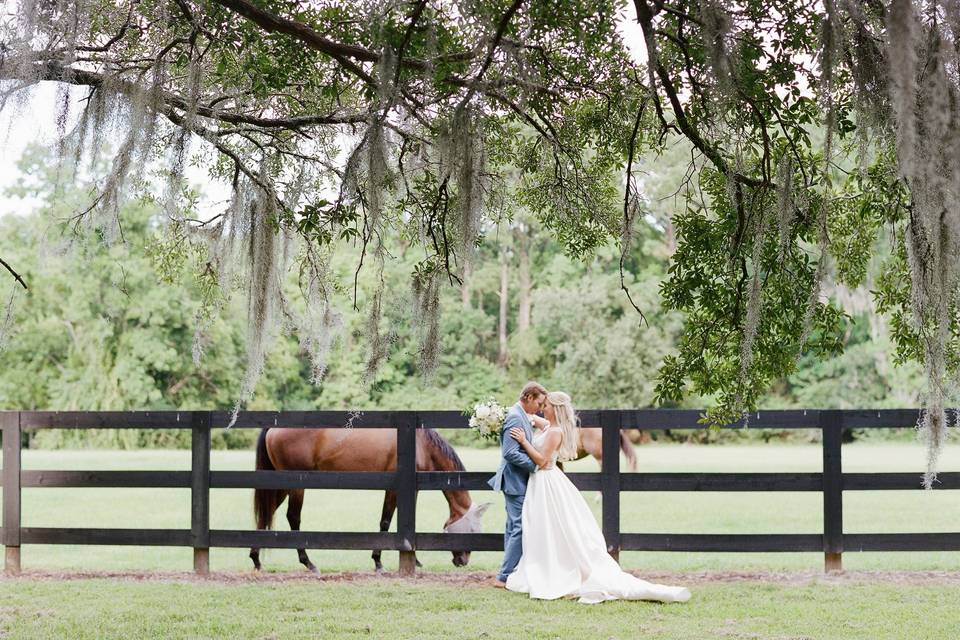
left=1, top=409, right=958, bottom=576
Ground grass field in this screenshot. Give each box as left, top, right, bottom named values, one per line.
left=2, top=441, right=959, bottom=639
left=2, top=573, right=960, bottom=639
left=5, top=440, right=959, bottom=574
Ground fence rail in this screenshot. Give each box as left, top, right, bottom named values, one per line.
left=1, top=409, right=957, bottom=576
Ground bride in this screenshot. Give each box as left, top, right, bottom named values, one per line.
left=505, top=391, right=691, bottom=605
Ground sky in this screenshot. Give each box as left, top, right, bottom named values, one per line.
left=0, top=6, right=647, bottom=218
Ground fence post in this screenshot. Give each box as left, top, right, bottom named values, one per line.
left=396, top=412, right=418, bottom=576
left=601, top=410, right=621, bottom=562
left=2, top=412, right=21, bottom=574
left=191, top=411, right=211, bottom=576
left=821, top=410, right=843, bottom=572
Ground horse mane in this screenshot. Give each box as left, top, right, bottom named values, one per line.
left=422, top=428, right=466, bottom=471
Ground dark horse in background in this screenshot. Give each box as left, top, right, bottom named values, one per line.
left=250, top=426, right=488, bottom=573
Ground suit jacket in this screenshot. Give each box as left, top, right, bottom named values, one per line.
left=488, top=402, right=538, bottom=495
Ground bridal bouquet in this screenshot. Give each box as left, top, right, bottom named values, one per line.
left=468, top=399, right=506, bottom=443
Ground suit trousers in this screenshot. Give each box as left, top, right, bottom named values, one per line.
left=497, top=492, right=525, bottom=582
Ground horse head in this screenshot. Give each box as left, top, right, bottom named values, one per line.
left=443, top=501, right=490, bottom=567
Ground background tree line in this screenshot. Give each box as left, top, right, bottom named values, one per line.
left=0, top=146, right=924, bottom=449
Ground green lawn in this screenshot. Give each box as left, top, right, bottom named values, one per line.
left=2, top=442, right=959, bottom=639
left=1, top=575, right=959, bottom=639
left=5, top=441, right=959, bottom=574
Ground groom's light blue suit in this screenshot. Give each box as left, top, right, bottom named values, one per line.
left=488, top=402, right=538, bottom=583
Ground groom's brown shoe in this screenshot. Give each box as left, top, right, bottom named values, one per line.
left=487, top=577, right=507, bottom=589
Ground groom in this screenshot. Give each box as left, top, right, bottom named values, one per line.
left=488, top=381, right=548, bottom=587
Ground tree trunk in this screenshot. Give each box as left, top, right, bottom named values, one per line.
left=498, top=248, right=510, bottom=368
left=517, top=227, right=532, bottom=332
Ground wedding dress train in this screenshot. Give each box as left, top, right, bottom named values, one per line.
left=505, top=427, right=691, bottom=605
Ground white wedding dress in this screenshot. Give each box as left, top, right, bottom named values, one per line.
left=505, top=427, right=691, bottom=605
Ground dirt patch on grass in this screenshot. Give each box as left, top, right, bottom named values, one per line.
left=664, top=569, right=960, bottom=586
left=2, top=569, right=958, bottom=587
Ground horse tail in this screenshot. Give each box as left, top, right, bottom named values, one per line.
left=619, top=429, right=638, bottom=472
left=254, top=428, right=280, bottom=530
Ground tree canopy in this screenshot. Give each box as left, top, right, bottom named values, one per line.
left=1, top=0, right=641, bottom=418
left=1, top=1, right=958, bottom=482
left=632, top=0, right=960, bottom=485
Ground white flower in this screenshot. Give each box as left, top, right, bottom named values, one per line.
left=470, top=399, right=505, bottom=442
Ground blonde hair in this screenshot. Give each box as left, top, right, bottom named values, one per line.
left=547, top=391, right=579, bottom=461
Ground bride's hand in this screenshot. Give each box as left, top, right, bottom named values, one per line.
left=509, top=427, right=527, bottom=444
left=529, top=414, right=549, bottom=429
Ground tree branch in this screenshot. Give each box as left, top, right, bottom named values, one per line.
left=209, top=0, right=557, bottom=110
left=8, top=60, right=368, bottom=130
left=75, top=0, right=138, bottom=52
left=0, top=257, right=28, bottom=290
left=634, top=0, right=767, bottom=190
left=458, top=0, right=525, bottom=107
left=210, top=0, right=429, bottom=69
left=620, top=100, right=648, bottom=325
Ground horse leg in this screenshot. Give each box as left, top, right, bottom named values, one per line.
left=286, top=489, right=317, bottom=573
left=251, top=428, right=286, bottom=572
left=250, top=489, right=286, bottom=571
left=592, top=446, right=603, bottom=504
left=373, top=490, right=397, bottom=573
left=619, top=429, right=638, bottom=472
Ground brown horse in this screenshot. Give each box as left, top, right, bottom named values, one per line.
left=250, top=426, right=487, bottom=573
left=570, top=427, right=639, bottom=471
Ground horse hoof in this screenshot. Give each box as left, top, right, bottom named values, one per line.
left=375, top=567, right=385, bottom=576
left=306, top=564, right=319, bottom=574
